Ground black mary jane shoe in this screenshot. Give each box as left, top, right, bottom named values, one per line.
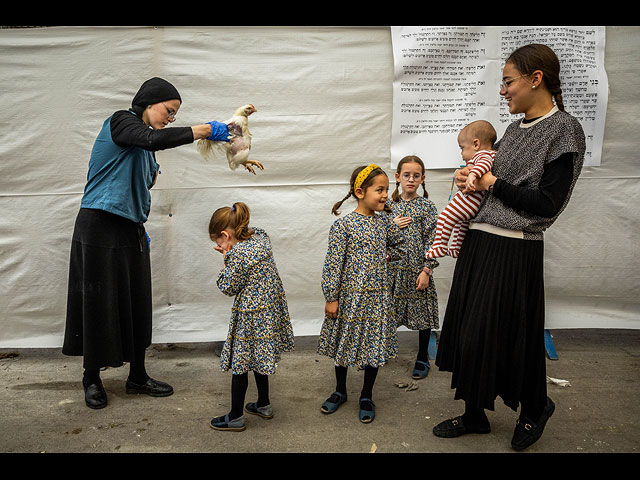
left=84, top=381, right=108, bottom=410
left=125, top=377, right=174, bottom=397
left=432, top=415, right=491, bottom=438
left=511, top=397, right=555, bottom=451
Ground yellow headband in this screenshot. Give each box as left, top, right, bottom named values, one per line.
left=354, top=164, right=380, bottom=190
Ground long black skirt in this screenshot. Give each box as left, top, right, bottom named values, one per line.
left=62, top=208, right=152, bottom=370
left=435, top=229, right=547, bottom=413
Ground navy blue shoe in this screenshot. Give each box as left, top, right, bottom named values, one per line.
left=210, top=414, right=246, bottom=432
left=245, top=402, right=274, bottom=419
left=412, top=360, right=430, bottom=379
left=359, top=398, right=375, bottom=423
left=321, top=391, right=347, bottom=414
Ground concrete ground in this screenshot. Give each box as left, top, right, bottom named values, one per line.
left=0, top=329, right=638, bottom=454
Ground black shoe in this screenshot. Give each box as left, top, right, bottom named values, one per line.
left=125, top=377, right=174, bottom=397
left=433, top=415, right=491, bottom=438
left=511, top=397, right=555, bottom=451
left=84, top=380, right=107, bottom=410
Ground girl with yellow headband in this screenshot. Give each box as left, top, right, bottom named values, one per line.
left=317, top=164, right=403, bottom=424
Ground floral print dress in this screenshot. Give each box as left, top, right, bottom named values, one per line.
left=387, top=197, right=440, bottom=330
left=317, top=211, right=404, bottom=368
left=217, top=227, right=295, bottom=375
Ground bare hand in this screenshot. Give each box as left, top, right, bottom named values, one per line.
left=416, top=271, right=430, bottom=291
left=463, top=172, right=477, bottom=194
left=214, top=244, right=233, bottom=256
left=474, top=172, right=497, bottom=192
left=455, top=166, right=471, bottom=190
left=393, top=214, right=412, bottom=229
left=325, top=301, right=339, bottom=319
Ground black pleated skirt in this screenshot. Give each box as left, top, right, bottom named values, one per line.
left=62, top=208, right=152, bottom=370
left=435, top=229, right=547, bottom=413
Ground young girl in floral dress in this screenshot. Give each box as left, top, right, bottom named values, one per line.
left=208, top=202, right=295, bottom=432
left=317, top=164, right=404, bottom=424
left=388, top=156, right=440, bottom=379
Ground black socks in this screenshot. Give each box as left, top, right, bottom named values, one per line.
left=334, top=365, right=379, bottom=401
left=361, top=366, right=378, bottom=399
left=462, top=401, right=490, bottom=427
left=230, top=371, right=271, bottom=420
left=416, top=329, right=430, bottom=364
left=253, top=371, right=270, bottom=408
left=128, top=348, right=150, bottom=385
left=82, top=368, right=101, bottom=388
left=335, top=366, right=348, bottom=395
left=230, top=373, right=249, bottom=419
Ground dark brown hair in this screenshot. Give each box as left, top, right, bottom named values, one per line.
left=332, top=165, right=391, bottom=216
left=506, top=43, right=565, bottom=111
left=208, top=202, right=254, bottom=241
left=392, top=155, right=428, bottom=202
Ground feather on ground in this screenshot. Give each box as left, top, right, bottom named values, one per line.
left=197, top=104, right=264, bottom=174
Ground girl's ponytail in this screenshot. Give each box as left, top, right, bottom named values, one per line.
left=209, top=201, right=254, bottom=240
left=332, top=190, right=353, bottom=216
left=232, top=202, right=253, bottom=240
left=391, top=181, right=401, bottom=202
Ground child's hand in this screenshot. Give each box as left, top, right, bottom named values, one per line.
left=394, top=214, right=412, bottom=229
left=325, top=301, right=339, bottom=319
left=416, top=270, right=430, bottom=291
left=463, top=172, right=477, bottom=194
left=213, top=245, right=225, bottom=255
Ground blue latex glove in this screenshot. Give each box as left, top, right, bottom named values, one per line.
left=207, top=121, right=230, bottom=142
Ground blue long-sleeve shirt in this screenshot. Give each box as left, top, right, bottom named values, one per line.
left=80, top=109, right=194, bottom=223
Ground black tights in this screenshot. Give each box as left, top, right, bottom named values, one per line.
left=417, top=329, right=430, bottom=363
left=463, top=401, right=489, bottom=426
left=334, top=365, right=378, bottom=400
left=82, top=348, right=149, bottom=388
left=230, top=371, right=270, bottom=419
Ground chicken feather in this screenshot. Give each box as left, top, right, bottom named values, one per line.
left=197, top=104, right=264, bottom=174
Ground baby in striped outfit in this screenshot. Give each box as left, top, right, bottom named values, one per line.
left=426, top=120, right=497, bottom=259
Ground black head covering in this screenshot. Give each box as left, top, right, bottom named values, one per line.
left=131, top=77, right=182, bottom=115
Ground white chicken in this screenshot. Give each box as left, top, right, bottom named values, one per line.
left=197, top=104, right=264, bottom=174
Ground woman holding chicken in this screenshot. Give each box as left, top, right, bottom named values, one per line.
left=62, top=77, right=230, bottom=410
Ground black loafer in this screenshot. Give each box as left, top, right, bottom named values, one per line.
left=84, top=381, right=107, bottom=410
left=125, top=377, right=174, bottom=397
left=433, top=415, right=491, bottom=438
left=511, top=397, right=555, bottom=451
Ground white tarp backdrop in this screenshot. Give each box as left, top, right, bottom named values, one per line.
left=1, top=26, right=639, bottom=348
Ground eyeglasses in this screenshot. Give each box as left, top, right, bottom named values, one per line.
left=162, top=103, right=177, bottom=121
left=400, top=173, right=423, bottom=181
left=500, top=74, right=530, bottom=91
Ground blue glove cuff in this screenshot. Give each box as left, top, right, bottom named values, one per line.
left=207, top=121, right=230, bottom=141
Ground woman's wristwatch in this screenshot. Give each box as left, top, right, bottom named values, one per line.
left=422, top=267, right=432, bottom=276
